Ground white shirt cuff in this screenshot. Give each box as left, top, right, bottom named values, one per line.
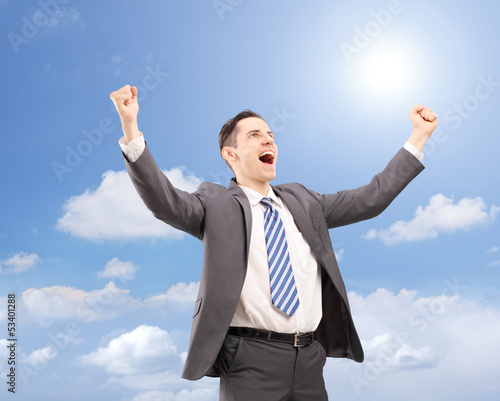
left=403, top=141, right=423, bottom=162
left=119, top=134, right=145, bottom=162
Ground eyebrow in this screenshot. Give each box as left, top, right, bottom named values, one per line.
left=246, top=129, right=274, bottom=135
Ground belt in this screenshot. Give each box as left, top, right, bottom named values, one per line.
left=228, top=327, right=317, bottom=347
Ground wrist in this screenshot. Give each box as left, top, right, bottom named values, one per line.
left=121, top=120, right=140, bottom=144
left=407, top=128, right=430, bottom=151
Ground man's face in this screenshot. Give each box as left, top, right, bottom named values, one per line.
left=225, top=117, right=278, bottom=191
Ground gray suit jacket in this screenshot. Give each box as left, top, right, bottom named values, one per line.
left=124, top=145, right=424, bottom=380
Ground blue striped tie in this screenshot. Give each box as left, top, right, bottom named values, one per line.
left=261, top=197, right=300, bottom=316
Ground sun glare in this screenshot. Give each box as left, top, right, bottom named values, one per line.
left=352, top=43, right=416, bottom=97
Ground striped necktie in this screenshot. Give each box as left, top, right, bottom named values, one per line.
left=261, top=197, right=300, bottom=316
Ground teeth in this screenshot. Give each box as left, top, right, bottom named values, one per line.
left=259, top=151, right=274, bottom=157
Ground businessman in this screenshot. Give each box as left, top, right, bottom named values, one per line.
left=110, top=85, right=438, bottom=401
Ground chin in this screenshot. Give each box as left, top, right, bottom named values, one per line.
left=265, top=172, right=277, bottom=182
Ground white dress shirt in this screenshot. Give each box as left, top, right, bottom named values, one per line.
left=229, top=185, right=323, bottom=333
left=119, top=134, right=424, bottom=334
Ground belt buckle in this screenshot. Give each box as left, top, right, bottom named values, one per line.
left=294, top=333, right=305, bottom=347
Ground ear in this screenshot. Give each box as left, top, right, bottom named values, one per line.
left=221, top=146, right=236, bottom=164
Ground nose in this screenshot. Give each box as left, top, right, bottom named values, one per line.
left=262, top=133, right=274, bottom=145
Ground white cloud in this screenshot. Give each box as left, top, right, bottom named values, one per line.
left=364, top=194, right=499, bottom=245
left=105, top=370, right=187, bottom=391
left=31, top=7, right=81, bottom=29
left=78, top=325, right=181, bottom=375
left=334, top=248, right=344, bottom=262
left=345, top=286, right=468, bottom=374
left=111, top=54, right=123, bottom=64
left=344, top=306, right=500, bottom=399
left=486, top=248, right=500, bottom=266
left=63, top=285, right=499, bottom=401
left=97, top=257, right=140, bottom=280
left=144, top=282, right=199, bottom=308
left=130, top=388, right=218, bottom=401
left=21, top=281, right=141, bottom=326
left=0, top=297, right=5, bottom=324
left=22, top=346, right=58, bottom=369
left=322, top=286, right=500, bottom=399
left=17, top=279, right=201, bottom=326
left=361, top=334, right=438, bottom=370
left=56, top=168, right=202, bottom=241
left=0, top=251, right=41, bottom=274
left=77, top=325, right=218, bottom=397
left=348, top=286, right=469, bottom=334
left=349, top=287, right=420, bottom=317
left=110, top=54, right=123, bottom=77
left=0, top=339, right=9, bottom=374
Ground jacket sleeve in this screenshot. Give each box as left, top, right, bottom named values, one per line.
left=124, top=143, right=206, bottom=239
left=315, top=147, right=425, bottom=229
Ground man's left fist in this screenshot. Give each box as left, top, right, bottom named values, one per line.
left=409, top=104, right=438, bottom=137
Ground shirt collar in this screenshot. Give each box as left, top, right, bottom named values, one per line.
left=238, top=185, right=282, bottom=208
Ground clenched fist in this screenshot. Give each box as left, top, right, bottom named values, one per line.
left=408, top=105, right=438, bottom=150
left=110, top=85, right=141, bottom=143
left=410, top=105, right=438, bottom=133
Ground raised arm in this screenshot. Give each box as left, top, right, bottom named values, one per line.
left=110, top=85, right=141, bottom=144
left=109, top=85, right=205, bottom=239
left=407, top=104, right=438, bottom=150
left=319, top=105, right=438, bottom=228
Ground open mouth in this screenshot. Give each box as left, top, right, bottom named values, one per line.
left=259, top=151, right=275, bottom=165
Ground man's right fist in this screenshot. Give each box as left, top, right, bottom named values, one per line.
left=110, top=85, right=139, bottom=124
left=110, top=85, right=141, bottom=143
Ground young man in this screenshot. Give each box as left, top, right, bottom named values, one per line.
left=110, top=85, right=437, bottom=401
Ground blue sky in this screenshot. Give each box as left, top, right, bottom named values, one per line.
left=1, top=0, right=499, bottom=400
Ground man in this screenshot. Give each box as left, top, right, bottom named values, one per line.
left=110, top=84, right=438, bottom=400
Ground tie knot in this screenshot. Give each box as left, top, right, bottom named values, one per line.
left=260, top=197, right=273, bottom=209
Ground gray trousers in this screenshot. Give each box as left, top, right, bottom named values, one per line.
left=218, top=334, right=329, bottom=401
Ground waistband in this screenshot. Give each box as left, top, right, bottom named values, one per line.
left=228, top=327, right=317, bottom=347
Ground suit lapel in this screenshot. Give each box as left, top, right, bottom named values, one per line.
left=274, top=186, right=353, bottom=307
left=228, top=181, right=321, bottom=265
left=272, top=186, right=321, bottom=261
left=228, top=178, right=253, bottom=256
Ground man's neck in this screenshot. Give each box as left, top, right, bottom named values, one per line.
left=234, top=179, right=270, bottom=197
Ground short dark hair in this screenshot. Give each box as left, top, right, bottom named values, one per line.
left=218, top=109, right=264, bottom=150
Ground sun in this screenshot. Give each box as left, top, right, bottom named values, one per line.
left=352, top=41, right=417, bottom=98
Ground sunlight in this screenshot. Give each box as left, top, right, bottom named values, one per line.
left=352, top=42, right=417, bottom=98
